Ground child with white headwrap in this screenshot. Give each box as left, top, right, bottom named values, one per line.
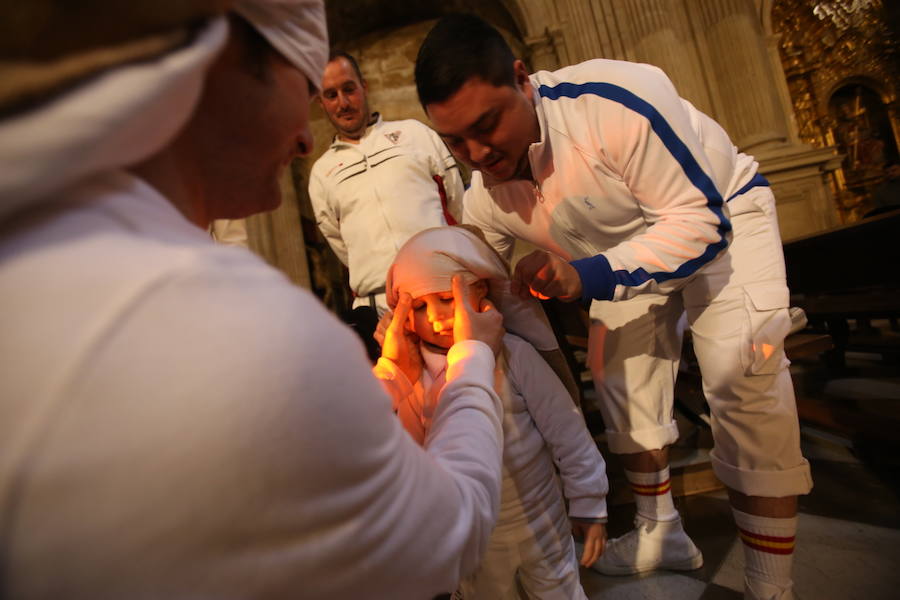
left=387, top=225, right=609, bottom=599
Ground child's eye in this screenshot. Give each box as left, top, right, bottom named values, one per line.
left=411, top=300, right=425, bottom=310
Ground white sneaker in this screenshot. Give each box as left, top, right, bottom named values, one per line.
left=591, top=515, right=703, bottom=576
left=744, top=577, right=794, bottom=600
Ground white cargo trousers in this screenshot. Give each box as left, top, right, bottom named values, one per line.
left=587, top=186, right=813, bottom=497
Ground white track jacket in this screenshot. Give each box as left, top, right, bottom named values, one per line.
left=464, top=59, right=767, bottom=302
left=310, top=115, right=464, bottom=298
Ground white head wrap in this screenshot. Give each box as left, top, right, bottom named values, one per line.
left=234, top=0, right=329, bottom=93
left=0, top=18, right=228, bottom=220
left=0, top=0, right=329, bottom=220
left=388, top=226, right=559, bottom=352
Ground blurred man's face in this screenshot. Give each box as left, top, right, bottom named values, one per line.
left=425, top=60, right=540, bottom=184
left=182, top=25, right=315, bottom=220
left=319, top=57, right=370, bottom=140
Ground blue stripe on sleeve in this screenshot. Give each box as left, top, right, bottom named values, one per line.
left=727, top=172, right=769, bottom=201
left=538, top=82, right=732, bottom=301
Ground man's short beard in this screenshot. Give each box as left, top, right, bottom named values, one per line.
left=335, top=101, right=371, bottom=139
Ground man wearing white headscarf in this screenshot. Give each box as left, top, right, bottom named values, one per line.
left=0, top=2, right=507, bottom=598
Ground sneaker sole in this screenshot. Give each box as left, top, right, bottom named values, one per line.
left=591, top=552, right=704, bottom=576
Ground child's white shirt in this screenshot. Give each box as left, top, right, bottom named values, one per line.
left=417, top=333, right=608, bottom=544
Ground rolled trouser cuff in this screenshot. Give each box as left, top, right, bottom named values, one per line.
left=710, top=450, right=813, bottom=497
left=604, top=419, right=679, bottom=454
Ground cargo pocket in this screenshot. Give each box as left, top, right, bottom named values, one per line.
left=740, top=282, right=791, bottom=376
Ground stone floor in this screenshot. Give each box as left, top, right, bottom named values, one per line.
left=576, top=323, right=900, bottom=600
left=578, top=431, right=900, bottom=599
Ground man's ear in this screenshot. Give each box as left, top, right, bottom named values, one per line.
left=513, top=59, right=532, bottom=95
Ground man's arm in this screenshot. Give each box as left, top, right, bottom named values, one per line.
left=308, top=166, right=350, bottom=265
left=528, top=62, right=734, bottom=304
left=575, top=66, right=730, bottom=302
left=59, top=258, right=505, bottom=599
left=211, top=273, right=503, bottom=598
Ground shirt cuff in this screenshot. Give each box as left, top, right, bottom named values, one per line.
left=569, top=496, right=608, bottom=522
left=446, top=340, right=495, bottom=383
left=570, top=254, right=616, bottom=302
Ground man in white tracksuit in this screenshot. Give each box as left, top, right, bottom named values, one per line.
left=309, top=51, right=464, bottom=316
left=0, top=3, right=507, bottom=598
left=414, top=14, right=813, bottom=600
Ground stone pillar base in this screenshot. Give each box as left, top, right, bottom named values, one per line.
left=756, top=144, right=843, bottom=241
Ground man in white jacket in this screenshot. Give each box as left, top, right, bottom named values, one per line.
left=0, top=2, right=506, bottom=598
left=309, top=51, right=464, bottom=317
left=414, top=14, right=813, bottom=600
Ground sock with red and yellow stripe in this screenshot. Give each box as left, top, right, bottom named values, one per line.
left=625, top=467, right=679, bottom=522
left=731, top=507, right=797, bottom=590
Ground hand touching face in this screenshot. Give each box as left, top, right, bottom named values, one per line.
left=410, top=280, right=488, bottom=351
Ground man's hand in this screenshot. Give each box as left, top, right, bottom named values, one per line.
left=512, top=250, right=582, bottom=301
left=379, top=293, right=422, bottom=384
left=571, top=519, right=607, bottom=567
left=451, top=274, right=504, bottom=355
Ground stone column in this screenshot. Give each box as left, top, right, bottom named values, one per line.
left=556, top=0, right=629, bottom=63
left=620, top=0, right=714, bottom=114
left=525, top=27, right=563, bottom=72
left=686, top=0, right=789, bottom=152
left=556, top=0, right=714, bottom=113
left=766, top=33, right=803, bottom=146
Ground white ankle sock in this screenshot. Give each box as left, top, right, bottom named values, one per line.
left=625, top=467, right=679, bottom=522
left=731, top=507, right=797, bottom=590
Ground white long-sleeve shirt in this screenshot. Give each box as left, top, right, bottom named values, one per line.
left=0, top=170, right=504, bottom=600
left=309, top=115, right=464, bottom=298
left=464, top=59, right=767, bottom=303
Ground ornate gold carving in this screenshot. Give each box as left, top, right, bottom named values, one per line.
left=773, top=0, right=899, bottom=222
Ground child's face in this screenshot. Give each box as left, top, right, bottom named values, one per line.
left=410, top=280, right=488, bottom=350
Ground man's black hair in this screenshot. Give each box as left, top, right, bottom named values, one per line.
left=328, top=49, right=365, bottom=84
left=415, top=13, right=516, bottom=108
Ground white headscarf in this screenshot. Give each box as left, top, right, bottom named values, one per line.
left=235, top=0, right=329, bottom=93
left=388, top=226, right=559, bottom=352
left=0, top=0, right=329, bottom=220
left=0, top=19, right=227, bottom=219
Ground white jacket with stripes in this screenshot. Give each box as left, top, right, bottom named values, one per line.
left=310, top=115, right=464, bottom=298
left=464, top=59, right=767, bottom=302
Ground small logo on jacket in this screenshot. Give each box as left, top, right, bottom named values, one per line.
left=385, top=131, right=402, bottom=144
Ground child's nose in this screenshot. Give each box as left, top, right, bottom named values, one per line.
left=429, top=305, right=454, bottom=332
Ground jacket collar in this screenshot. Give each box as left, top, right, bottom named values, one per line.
left=526, top=80, right=553, bottom=183
left=329, top=112, right=382, bottom=149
